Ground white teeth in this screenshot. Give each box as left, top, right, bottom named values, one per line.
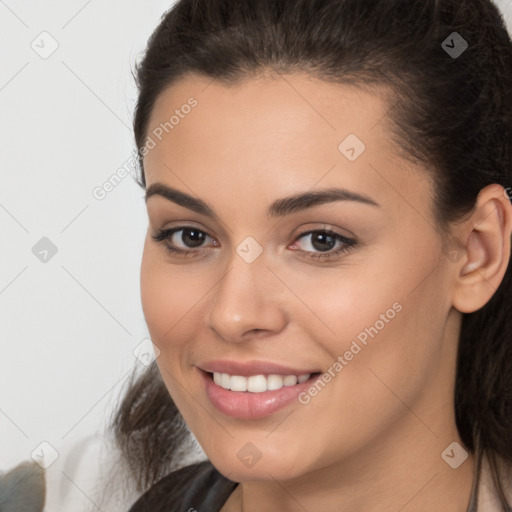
left=212, top=372, right=311, bottom=392
left=267, top=374, right=284, bottom=391
left=283, top=375, right=298, bottom=386
left=230, top=375, right=248, bottom=392
left=220, top=373, right=230, bottom=389
left=247, top=375, right=267, bottom=393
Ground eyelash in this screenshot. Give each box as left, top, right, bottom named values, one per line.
left=151, top=226, right=357, bottom=261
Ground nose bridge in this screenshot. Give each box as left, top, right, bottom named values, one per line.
left=207, top=243, right=287, bottom=342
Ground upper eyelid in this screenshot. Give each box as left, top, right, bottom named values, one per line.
left=157, top=223, right=215, bottom=238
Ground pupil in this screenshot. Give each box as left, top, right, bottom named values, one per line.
left=312, top=233, right=335, bottom=252
left=183, top=229, right=205, bottom=248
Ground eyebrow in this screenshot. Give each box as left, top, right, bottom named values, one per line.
left=145, top=183, right=380, bottom=219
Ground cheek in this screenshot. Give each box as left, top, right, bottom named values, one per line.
left=139, top=245, right=203, bottom=415
left=278, top=260, right=405, bottom=355
left=277, top=273, right=446, bottom=465
left=140, top=242, right=200, bottom=354
left=289, top=247, right=447, bottom=400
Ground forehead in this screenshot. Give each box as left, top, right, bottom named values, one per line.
left=145, top=72, right=392, bottom=167
left=143, top=72, right=433, bottom=220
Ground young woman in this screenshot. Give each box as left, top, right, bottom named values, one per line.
left=111, top=0, right=512, bottom=510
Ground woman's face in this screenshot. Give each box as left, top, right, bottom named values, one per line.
left=140, top=72, right=462, bottom=481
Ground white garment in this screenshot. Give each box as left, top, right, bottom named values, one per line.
left=43, top=430, right=205, bottom=512
left=475, top=451, right=512, bottom=511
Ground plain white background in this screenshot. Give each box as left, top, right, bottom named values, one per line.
left=0, top=0, right=174, bottom=478
left=0, top=1, right=511, bottom=510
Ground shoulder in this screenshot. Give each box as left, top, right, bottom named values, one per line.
left=127, top=460, right=237, bottom=512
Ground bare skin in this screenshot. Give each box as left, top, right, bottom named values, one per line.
left=139, top=71, right=512, bottom=512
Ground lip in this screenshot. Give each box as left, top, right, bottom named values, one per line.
left=198, top=359, right=320, bottom=377
left=198, top=367, right=321, bottom=420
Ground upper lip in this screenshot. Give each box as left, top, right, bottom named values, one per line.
left=198, top=359, right=320, bottom=377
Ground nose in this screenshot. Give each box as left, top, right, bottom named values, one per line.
left=207, top=249, right=288, bottom=343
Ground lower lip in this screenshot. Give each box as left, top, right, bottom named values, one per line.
left=200, top=370, right=320, bottom=420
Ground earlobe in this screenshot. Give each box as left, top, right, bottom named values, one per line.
left=452, top=185, right=512, bottom=314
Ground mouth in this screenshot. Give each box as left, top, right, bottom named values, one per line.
left=199, top=369, right=322, bottom=420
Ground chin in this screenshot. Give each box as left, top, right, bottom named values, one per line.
left=209, top=448, right=307, bottom=483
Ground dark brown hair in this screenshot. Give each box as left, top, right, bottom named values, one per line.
left=112, top=0, right=512, bottom=508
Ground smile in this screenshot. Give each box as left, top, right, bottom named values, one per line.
left=199, top=368, right=321, bottom=420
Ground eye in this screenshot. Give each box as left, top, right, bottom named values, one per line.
left=152, top=227, right=216, bottom=258
left=151, top=226, right=357, bottom=261
left=290, top=229, right=357, bottom=260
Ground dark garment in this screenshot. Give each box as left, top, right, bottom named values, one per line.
left=127, top=460, right=238, bottom=512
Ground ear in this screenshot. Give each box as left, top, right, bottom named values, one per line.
left=451, top=184, right=512, bottom=314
